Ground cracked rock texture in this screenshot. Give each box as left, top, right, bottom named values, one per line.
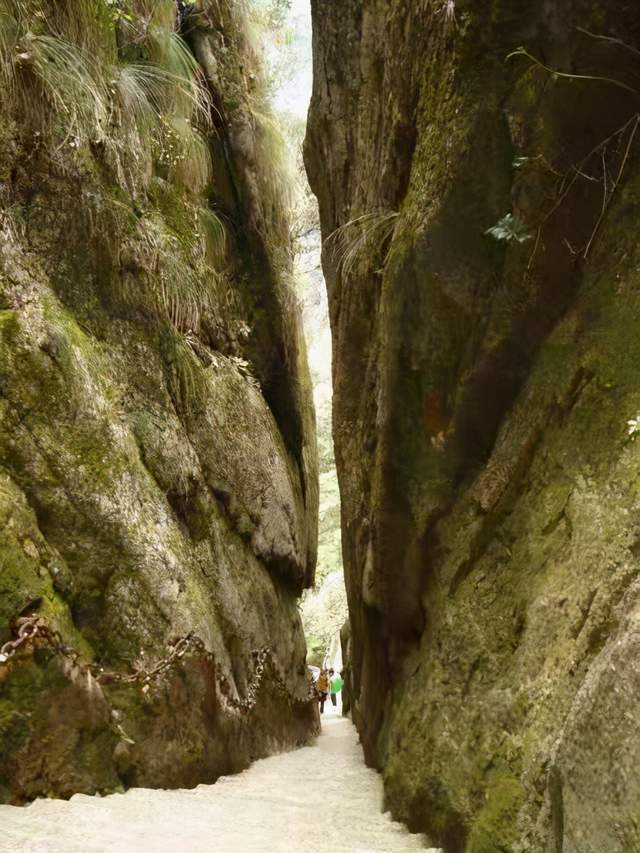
left=306, top=0, right=640, bottom=849
left=0, top=0, right=318, bottom=803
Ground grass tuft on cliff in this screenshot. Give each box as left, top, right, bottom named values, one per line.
left=0, top=19, right=109, bottom=138
left=0, top=0, right=210, bottom=181
left=0, top=0, right=301, bottom=416
left=326, top=210, right=400, bottom=278
left=0, top=0, right=223, bottom=342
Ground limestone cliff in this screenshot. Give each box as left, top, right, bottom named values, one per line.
left=306, top=0, right=640, bottom=849
left=0, top=0, right=318, bottom=803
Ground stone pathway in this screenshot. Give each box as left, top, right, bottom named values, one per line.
left=1, top=713, right=439, bottom=852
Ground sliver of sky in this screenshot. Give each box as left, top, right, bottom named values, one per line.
left=271, top=0, right=312, bottom=117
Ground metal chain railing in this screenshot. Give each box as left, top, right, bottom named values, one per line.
left=0, top=615, right=317, bottom=715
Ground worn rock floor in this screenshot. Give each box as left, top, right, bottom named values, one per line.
left=0, top=710, right=438, bottom=852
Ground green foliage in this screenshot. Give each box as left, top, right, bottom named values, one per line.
left=280, top=110, right=319, bottom=247
left=138, top=26, right=210, bottom=124
left=244, top=0, right=307, bottom=100
left=105, top=0, right=133, bottom=26
left=161, top=326, right=209, bottom=415
left=146, top=25, right=197, bottom=78
left=0, top=0, right=223, bottom=346
left=116, top=62, right=208, bottom=128
left=198, top=207, right=227, bottom=267
left=0, top=0, right=299, bottom=413
left=135, top=214, right=215, bottom=331
left=26, top=33, right=107, bottom=129
left=0, top=203, right=26, bottom=245
left=304, top=635, right=325, bottom=667
left=0, top=14, right=109, bottom=139
left=134, top=0, right=176, bottom=32
left=0, top=0, right=211, bottom=190
left=326, top=211, right=400, bottom=277
left=111, top=63, right=157, bottom=134
left=301, top=570, right=348, bottom=657
left=485, top=213, right=533, bottom=244
left=251, top=105, right=301, bottom=223
left=0, top=0, right=114, bottom=58
left=217, top=1, right=301, bottom=246
left=163, top=118, right=211, bottom=193
left=251, top=0, right=292, bottom=31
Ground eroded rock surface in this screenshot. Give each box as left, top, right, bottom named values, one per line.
left=306, top=1, right=640, bottom=849
left=0, top=0, right=318, bottom=803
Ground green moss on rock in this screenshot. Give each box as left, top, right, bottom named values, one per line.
left=467, top=772, right=524, bottom=853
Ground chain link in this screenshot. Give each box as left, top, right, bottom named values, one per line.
left=0, top=616, right=317, bottom=715
left=0, top=615, right=40, bottom=664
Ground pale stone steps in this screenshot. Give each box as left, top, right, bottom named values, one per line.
left=0, top=714, right=440, bottom=852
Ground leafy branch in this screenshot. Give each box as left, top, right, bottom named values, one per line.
left=485, top=212, right=533, bottom=244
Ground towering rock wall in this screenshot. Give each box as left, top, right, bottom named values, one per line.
left=0, top=0, right=318, bottom=803
left=306, top=1, right=640, bottom=849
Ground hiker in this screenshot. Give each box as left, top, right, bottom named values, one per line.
left=317, top=668, right=330, bottom=714
left=329, top=668, right=343, bottom=707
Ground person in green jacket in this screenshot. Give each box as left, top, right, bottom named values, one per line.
left=329, top=669, right=343, bottom=708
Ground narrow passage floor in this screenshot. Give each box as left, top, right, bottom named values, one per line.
left=1, top=715, right=439, bottom=852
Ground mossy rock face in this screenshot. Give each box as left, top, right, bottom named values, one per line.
left=0, top=0, right=318, bottom=803
left=467, top=773, right=524, bottom=853
left=307, top=0, right=640, bottom=848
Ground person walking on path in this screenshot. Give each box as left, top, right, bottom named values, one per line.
left=329, top=669, right=343, bottom=708
left=317, top=668, right=330, bottom=714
